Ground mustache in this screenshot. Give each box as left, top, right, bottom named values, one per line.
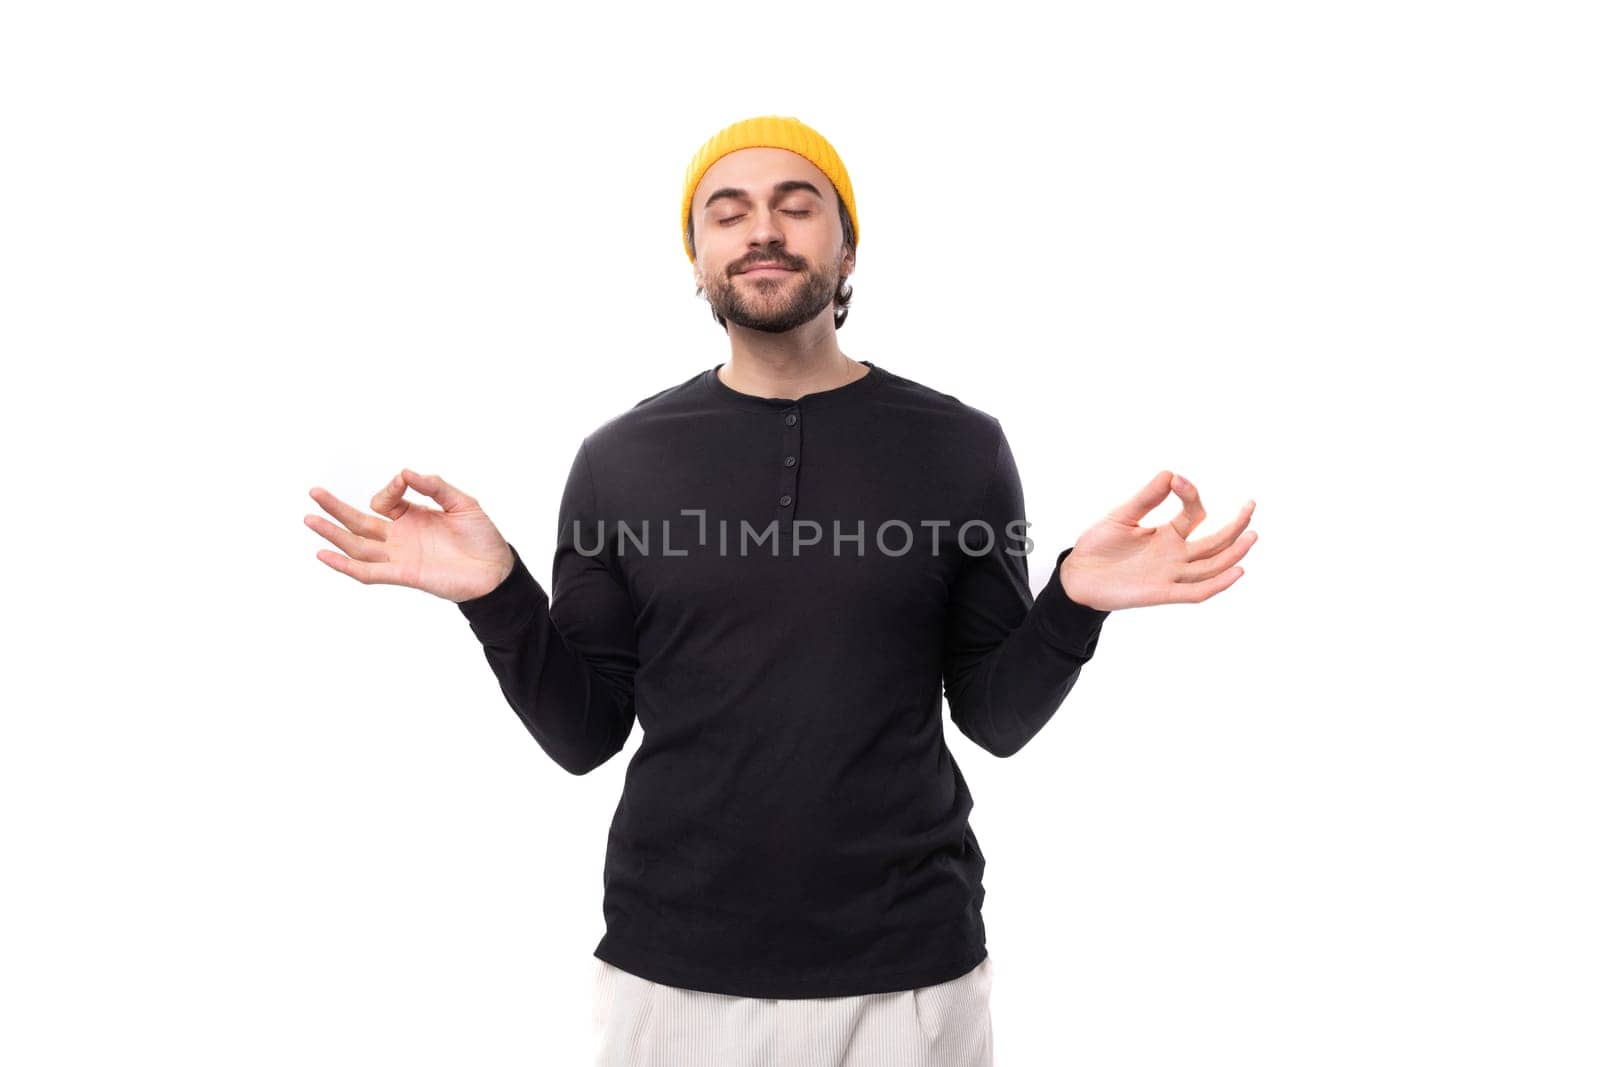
left=733, top=256, right=804, bottom=273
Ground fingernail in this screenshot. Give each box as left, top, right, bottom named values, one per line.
left=1173, top=475, right=1186, bottom=489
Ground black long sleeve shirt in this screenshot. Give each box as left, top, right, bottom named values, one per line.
left=456, top=360, right=1111, bottom=998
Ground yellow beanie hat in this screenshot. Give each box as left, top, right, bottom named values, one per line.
left=680, top=114, right=859, bottom=264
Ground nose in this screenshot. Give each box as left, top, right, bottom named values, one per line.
left=745, top=204, right=787, bottom=251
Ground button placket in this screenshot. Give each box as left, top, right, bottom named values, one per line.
left=777, top=405, right=802, bottom=527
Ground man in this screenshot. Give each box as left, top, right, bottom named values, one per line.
left=305, top=114, right=1257, bottom=1066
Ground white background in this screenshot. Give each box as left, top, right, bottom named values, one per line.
left=3, top=1, right=1595, bottom=1064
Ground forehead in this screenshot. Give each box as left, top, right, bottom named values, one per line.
left=693, top=147, right=834, bottom=212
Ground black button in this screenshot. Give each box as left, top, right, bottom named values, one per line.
left=783, top=455, right=796, bottom=467
left=784, top=413, right=797, bottom=426
left=779, top=494, right=793, bottom=507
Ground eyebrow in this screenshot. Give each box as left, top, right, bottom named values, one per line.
left=702, top=180, right=826, bottom=213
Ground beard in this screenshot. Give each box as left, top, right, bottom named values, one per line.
left=705, top=258, right=840, bottom=334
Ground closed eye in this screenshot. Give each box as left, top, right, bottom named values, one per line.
left=719, top=211, right=811, bottom=225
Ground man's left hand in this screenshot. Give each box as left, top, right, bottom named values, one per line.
left=1059, top=470, right=1257, bottom=611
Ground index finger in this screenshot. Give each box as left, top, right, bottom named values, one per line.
left=1167, top=474, right=1207, bottom=540
left=400, top=469, right=478, bottom=513
left=369, top=471, right=413, bottom=521
left=1106, top=469, right=1177, bottom=526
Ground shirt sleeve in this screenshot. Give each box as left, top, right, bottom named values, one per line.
left=941, top=421, right=1111, bottom=758
left=456, top=439, right=639, bottom=775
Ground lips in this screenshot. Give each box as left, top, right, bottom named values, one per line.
left=738, top=264, right=796, bottom=274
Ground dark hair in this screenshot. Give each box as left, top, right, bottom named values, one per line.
left=687, top=192, right=856, bottom=331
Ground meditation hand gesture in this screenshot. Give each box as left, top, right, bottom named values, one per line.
left=1059, top=471, right=1258, bottom=611
left=304, top=469, right=515, bottom=603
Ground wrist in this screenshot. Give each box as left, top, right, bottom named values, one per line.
left=1058, top=551, right=1107, bottom=612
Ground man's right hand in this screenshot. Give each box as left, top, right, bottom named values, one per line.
left=304, top=469, right=514, bottom=603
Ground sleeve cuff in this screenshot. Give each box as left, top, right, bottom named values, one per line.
left=1035, top=546, right=1111, bottom=659
left=456, top=543, right=549, bottom=646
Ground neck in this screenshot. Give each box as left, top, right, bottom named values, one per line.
left=719, top=320, right=862, bottom=400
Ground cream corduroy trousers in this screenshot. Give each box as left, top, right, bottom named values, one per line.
left=591, top=954, right=996, bottom=1067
